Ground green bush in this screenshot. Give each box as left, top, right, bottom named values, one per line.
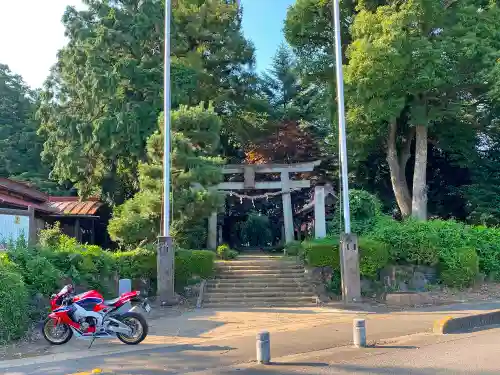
left=239, top=212, right=273, bottom=247
left=171, top=218, right=208, bottom=250
left=216, top=244, right=236, bottom=260
left=0, top=262, right=29, bottom=342
left=284, top=241, right=303, bottom=256
left=358, top=237, right=390, bottom=279
left=114, top=248, right=157, bottom=280
left=175, top=250, right=216, bottom=290
left=470, top=225, right=500, bottom=279
left=7, top=246, right=63, bottom=296
left=227, top=249, right=238, bottom=260
left=370, top=217, right=440, bottom=265
left=329, top=190, right=383, bottom=236
left=440, top=247, right=479, bottom=288
left=302, top=237, right=340, bottom=271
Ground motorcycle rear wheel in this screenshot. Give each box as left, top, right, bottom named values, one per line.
left=42, top=318, right=73, bottom=345
left=116, top=312, right=148, bottom=345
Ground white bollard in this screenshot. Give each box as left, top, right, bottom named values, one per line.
left=256, top=331, right=271, bottom=364
left=353, top=319, right=366, bottom=348
left=118, top=278, right=132, bottom=312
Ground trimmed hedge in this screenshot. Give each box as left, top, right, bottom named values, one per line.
left=302, top=237, right=340, bottom=271
left=440, top=247, right=479, bottom=288
left=175, top=250, right=216, bottom=289
left=302, top=236, right=390, bottom=280
left=284, top=241, right=303, bottom=256
left=369, top=217, right=500, bottom=287
left=358, top=237, right=390, bottom=280
left=7, top=228, right=217, bottom=296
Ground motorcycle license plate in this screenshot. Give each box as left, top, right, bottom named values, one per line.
left=143, top=302, right=151, bottom=313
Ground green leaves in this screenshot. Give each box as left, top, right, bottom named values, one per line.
left=108, top=104, right=225, bottom=248
left=38, top=0, right=257, bottom=203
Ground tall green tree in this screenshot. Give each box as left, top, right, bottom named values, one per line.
left=108, top=103, right=224, bottom=249
left=345, top=0, right=500, bottom=220
left=38, top=0, right=258, bottom=204
left=260, top=43, right=325, bottom=123
left=0, top=64, right=65, bottom=194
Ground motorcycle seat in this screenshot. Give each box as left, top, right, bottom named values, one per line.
left=104, top=297, right=121, bottom=306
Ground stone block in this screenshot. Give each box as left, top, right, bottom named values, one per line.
left=385, top=292, right=431, bottom=306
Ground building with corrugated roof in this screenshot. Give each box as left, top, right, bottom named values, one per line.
left=0, top=178, right=110, bottom=247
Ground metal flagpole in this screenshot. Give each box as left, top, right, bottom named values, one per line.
left=163, top=0, right=172, bottom=236
left=332, top=0, right=361, bottom=303
left=157, top=0, right=176, bottom=304
left=332, top=0, right=351, bottom=234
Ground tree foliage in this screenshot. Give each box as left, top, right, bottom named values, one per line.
left=108, top=104, right=224, bottom=249
left=0, top=64, right=68, bottom=194
left=285, top=0, right=500, bottom=222
left=38, top=0, right=259, bottom=203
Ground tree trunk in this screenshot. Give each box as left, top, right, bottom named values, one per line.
left=411, top=124, right=428, bottom=220
left=386, top=122, right=413, bottom=218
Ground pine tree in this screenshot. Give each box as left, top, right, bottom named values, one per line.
left=108, top=104, right=224, bottom=249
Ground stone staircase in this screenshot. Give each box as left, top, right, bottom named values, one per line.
left=203, top=255, right=316, bottom=308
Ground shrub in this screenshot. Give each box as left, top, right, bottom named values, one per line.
left=370, top=217, right=440, bottom=265
left=329, top=190, right=383, bottom=236
left=327, top=271, right=342, bottom=295
left=239, top=212, right=273, bottom=247
left=216, top=244, right=232, bottom=260
left=440, top=247, right=479, bottom=288
left=6, top=244, right=62, bottom=296
left=171, top=218, right=208, bottom=250
left=302, top=237, right=340, bottom=271
left=284, top=241, right=303, bottom=256
left=175, top=250, right=216, bottom=291
left=0, top=262, right=29, bottom=342
left=470, top=225, right=500, bottom=279
left=358, top=237, right=390, bottom=279
left=114, top=248, right=157, bottom=280
left=227, top=249, right=239, bottom=260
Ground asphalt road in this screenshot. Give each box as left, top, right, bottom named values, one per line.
left=1, top=313, right=437, bottom=375
left=196, top=327, right=500, bottom=375
left=4, top=303, right=500, bottom=375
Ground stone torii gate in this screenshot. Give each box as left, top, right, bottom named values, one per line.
left=207, top=161, right=323, bottom=249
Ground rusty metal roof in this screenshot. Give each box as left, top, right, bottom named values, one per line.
left=45, top=199, right=103, bottom=216
left=0, top=193, right=56, bottom=213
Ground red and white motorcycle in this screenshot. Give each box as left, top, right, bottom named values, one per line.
left=42, top=284, right=151, bottom=347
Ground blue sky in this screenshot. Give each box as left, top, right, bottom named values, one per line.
left=0, top=0, right=293, bottom=89
left=241, top=0, right=296, bottom=72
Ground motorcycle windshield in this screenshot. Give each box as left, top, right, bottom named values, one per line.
left=58, top=285, right=70, bottom=296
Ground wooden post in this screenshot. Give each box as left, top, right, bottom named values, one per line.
left=281, top=172, right=294, bottom=244
left=208, top=211, right=218, bottom=250
left=314, top=186, right=327, bottom=238
left=75, top=218, right=81, bottom=242
left=91, top=219, right=96, bottom=244
left=27, top=206, right=36, bottom=246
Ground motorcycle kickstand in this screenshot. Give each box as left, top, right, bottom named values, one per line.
left=88, top=332, right=98, bottom=349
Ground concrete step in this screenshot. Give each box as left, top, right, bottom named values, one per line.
left=216, top=269, right=305, bottom=276
left=216, top=264, right=303, bottom=270
left=215, top=273, right=306, bottom=280
left=206, top=283, right=312, bottom=291
left=202, top=301, right=316, bottom=308
left=206, top=290, right=312, bottom=298
left=204, top=295, right=315, bottom=304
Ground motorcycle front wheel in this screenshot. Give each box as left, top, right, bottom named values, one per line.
left=115, top=311, right=148, bottom=345
left=42, top=318, right=73, bottom=345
